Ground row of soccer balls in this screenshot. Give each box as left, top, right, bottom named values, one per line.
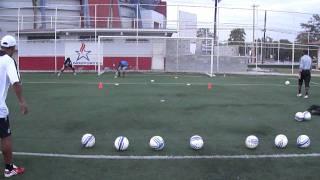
left=245, top=134, right=311, bottom=149
left=81, top=134, right=204, bottom=151
left=295, top=111, right=311, bottom=121
left=82, top=133, right=311, bottom=150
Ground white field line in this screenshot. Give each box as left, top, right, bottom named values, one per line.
left=287, top=77, right=320, bottom=87
left=12, top=152, right=320, bottom=160
left=24, top=81, right=289, bottom=87
left=311, top=81, right=320, bottom=85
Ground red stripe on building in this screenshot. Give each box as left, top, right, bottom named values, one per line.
left=19, top=57, right=151, bottom=71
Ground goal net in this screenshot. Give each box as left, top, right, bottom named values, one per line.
left=97, top=35, right=248, bottom=76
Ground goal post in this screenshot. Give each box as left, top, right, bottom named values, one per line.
left=97, top=35, right=217, bottom=76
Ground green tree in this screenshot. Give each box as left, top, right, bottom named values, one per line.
left=228, top=28, right=246, bottom=45
left=228, top=28, right=246, bottom=55
left=296, top=14, right=320, bottom=43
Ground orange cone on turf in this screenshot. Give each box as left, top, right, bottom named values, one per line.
left=98, top=82, right=103, bottom=89
left=208, top=83, right=212, bottom=90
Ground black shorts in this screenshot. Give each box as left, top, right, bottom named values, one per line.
left=64, top=63, right=73, bottom=68
left=299, top=70, right=311, bottom=87
left=0, top=116, right=11, bottom=138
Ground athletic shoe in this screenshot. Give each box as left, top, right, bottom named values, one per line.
left=4, top=164, right=25, bottom=178
left=297, top=93, right=302, bottom=97
left=304, top=95, right=309, bottom=99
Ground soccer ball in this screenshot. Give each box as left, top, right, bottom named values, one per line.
left=245, top=135, right=259, bottom=149
left=274, top=134, right=288, bottom=148
left=285, top=80, right=290, bottom=85
left=149, top=136, right=165, bottom=150
left=297, top=135, right=310, bottom=148
left=190, top=135, right=204, bottom=150
left=303, top=111, right=311, bottom=121
left=81, top=133, right=95, bottom=148
left=150, top=79, right=155, bottom=83
left=295, top=112, right=304, bottom=122
left=114, top=136, right=129, bottom=151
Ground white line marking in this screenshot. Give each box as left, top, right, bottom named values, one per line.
left=12, top=152, right=320, bottom=160
left=24, top=81, right=287, bottom=87
left=311, top=81, right=320, bottom=85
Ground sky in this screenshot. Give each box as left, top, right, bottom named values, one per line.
left=164, top=0, right=320, bottom=41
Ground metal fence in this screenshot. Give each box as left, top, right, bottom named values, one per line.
left=0, top=3, right=318, bottom=75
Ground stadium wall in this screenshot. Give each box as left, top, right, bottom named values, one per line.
left=19, top=56, right=152, bottom=72
left=19, top=56, right=151, bottom=71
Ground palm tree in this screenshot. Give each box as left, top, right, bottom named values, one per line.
left=32, top=0, right=38, bottom=29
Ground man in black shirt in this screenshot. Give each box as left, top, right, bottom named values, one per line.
left=58, top=57, right=76, bottom=76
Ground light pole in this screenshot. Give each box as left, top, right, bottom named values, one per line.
left=213, top=0, right=221, bottom=46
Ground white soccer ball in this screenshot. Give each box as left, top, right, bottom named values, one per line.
left=150, top=79, right=155, bottom=83
left=295, top=112, right=304, bottom=122
left=149, top=136, right=165, bottom=150
left=114, top=136, right=129, bottom=151
left=81, top=133, right=95, bottom=148
left=303, top=111, right=311, bottom=121
left=190, top=135, right=204, bottom=150
left=297, top=135, right=310, bottom=148
left=274, top=134, right=288, bottom=148
left=285, top=80, right=290, bottom=85
left=245, top=135, right=259, bottom=149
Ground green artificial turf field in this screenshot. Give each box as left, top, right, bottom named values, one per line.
left=5, top=72, right=320, bottom=180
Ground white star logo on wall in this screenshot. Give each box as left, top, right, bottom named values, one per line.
left=76, top=43, right=91, bottom=61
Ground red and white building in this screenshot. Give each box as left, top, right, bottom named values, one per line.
left=0, top=0, right=175, bottom=72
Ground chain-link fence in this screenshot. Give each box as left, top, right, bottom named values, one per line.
left=0, top=3, right=319, bottom=75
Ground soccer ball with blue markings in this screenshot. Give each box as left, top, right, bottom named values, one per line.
left=114, top=136, right=129, bottom=151
left=81, top=133, right=95, bottom=148
left=297, top=135, right=310, bottom=148
left=245, top=135, right=259, bottom=149
left=149, top=136, right=165, bottom=151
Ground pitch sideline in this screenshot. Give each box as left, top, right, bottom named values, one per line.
left=12, top=152, right=320, bottom=160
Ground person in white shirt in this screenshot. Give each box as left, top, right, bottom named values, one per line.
left=0, top=35, right=28, bottom=178
left=297, top=50, right=312, bottom=99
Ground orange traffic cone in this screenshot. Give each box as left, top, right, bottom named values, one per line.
left=208, top=83, right=212, bottom=90
left=98, top=82, right=103, bottom=89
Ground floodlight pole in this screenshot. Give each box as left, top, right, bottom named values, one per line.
left=252, top=4, right=258, bottom=69
left=213, top=0, right=221, bottom=46
left=213, top=0, right=218, bottom=46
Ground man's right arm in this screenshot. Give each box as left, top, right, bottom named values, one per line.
left=12, top=83, right=28, bottom=115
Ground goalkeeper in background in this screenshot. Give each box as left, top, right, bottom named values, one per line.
left=115, top=60, right=128, bottom=78
left=58, top=57, right=76, bottom=77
